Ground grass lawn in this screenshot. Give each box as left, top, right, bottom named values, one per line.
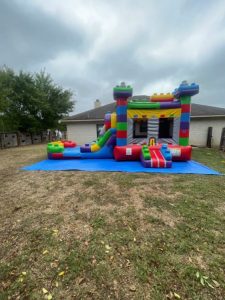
left=0, top=145, right=225, bottom=300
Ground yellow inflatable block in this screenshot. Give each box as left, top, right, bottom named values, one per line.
left=111, top=112, right=117, bottom=128
left=151, top=93, right=174, bottom=101
left=127, top=108, right=181, bottom=119
left=52, top=141, right=63, bottom=146
left=91, top=143, right=101, bottom=152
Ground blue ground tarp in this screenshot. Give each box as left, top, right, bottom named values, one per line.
left=22, top=159, right=221, bottom=175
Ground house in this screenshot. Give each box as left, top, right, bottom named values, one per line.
left=62, top=88, right=225, bottom=148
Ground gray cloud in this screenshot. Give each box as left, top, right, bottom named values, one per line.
left=0, top=0, right=91, bottom=68
left=0, top=0, right=225, bottom=113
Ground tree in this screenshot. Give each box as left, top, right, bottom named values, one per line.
left=0, top=67, right=15, bottom=131
left=0, top=67, right=14, bottom=113
left=34, top=71, right=74, bottom=131
left=0, top=67, right=74, bottom=133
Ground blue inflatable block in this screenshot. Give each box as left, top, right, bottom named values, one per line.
left=180, top=113, right=190, bottom=122
left=173, top=82, right=199, bottom=98
left=116, top=138, right=127, bottom=146
left=116, top=106, right=127, bottom=115
left=180, top=121, right=190, bottom=130
left=63, top=147, right=82, bottom=158
left=109, top=128, right=117, bottom=134
left=161, top=144, right=172, bottom=161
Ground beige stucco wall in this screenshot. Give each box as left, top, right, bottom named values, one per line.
left=67, top=122, right=99, bottom=145
left=66, top=117, right=225, bottom=147
left=190, top=117, right=225, bottom=147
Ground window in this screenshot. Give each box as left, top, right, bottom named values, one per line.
left=159, top=118, right=173, bottom=138
left=133, top=119, right=148, bottom=138
left=96, top=124, right=104, bottom=137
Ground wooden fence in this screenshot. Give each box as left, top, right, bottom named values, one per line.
left=0, top=131, right=67, bottom=149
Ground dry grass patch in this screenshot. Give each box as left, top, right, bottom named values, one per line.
left=0, top=145, right=225, bottom=299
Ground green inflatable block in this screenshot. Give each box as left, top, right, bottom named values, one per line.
left=128, top=102, right=160, bottom=109
left=179, top=137, right=189, bottom=146
left=180, top=96, right=191, bottom=104
left=117, top=122, right=127, bottom=130
left=113, top=85, right=133, bottom=93
left=142, top=147, right=150, bottom=160
left=47, top=143, right=64, bottom=153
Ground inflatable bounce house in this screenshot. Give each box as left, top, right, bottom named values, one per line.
left=47, top=81, right=199, bottom=168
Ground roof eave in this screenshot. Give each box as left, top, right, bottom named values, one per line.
left=61, top=118, right=104, bottom=123
left=191, top=115, right=225, bottom=118
left=61, top=114, right=225, bottom=123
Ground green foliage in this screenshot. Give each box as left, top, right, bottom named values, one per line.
left=0, top=67, right=74, bottom=133
left=195, top=271, right=219, bottom=289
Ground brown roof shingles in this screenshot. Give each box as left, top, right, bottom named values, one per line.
left=63, top=101, right=225, bottom=122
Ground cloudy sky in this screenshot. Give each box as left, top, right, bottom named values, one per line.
left=1, top=0, right=225, bottom=113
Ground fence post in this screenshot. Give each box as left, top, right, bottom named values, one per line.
left=206, top=127, right=213, bottom=148
left=31, top=133, right=34, bottom=144
left=220, top=128, right=225, bottom=151
left=17, top=132, right=20, bottom=147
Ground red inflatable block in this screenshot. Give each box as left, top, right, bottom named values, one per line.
left=168, top=145, right=192, bottom=161
left=116, top=130, right=127, bottom=138
left=114, top=145, right=142, bottom=161
left=62, top=140, right=77, bottom=148
left=117, top=99, right=127, bottom=106
left=179, top=129, right=189, bottom=138
left=52, top=153, right=63, bottom=159
left=105, top=121, right=111, bottom=130
left=181, top=104, right=191, bottom=113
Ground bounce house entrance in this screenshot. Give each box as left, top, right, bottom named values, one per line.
left=159, top=118, right=174, bottom=139
left=133, top=119, right=148, bottom=138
